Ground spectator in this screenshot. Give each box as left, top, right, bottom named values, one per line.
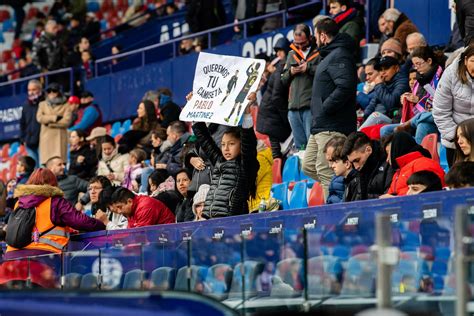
left=248, top=141, right=273, bottom=212
left=383, top=132, right=445, bottom=197
left=149, top=169, right=182, bottom=213
left=5, top=168, right=105, bottom=260
left=324, top=136, right=347, bottom=204
left=68, top=129, right=98, bottom=180
left=231, top=0, right=263, bottom=37
left=67, top=36, right=90, bottom=68
left=256, top=37, right=292, bottom=159
left=67, top=14, right=83, bottom=50
left=70, top=91, right=103, bottom=135
left=98, top=135, right=130, bottom=186
left=327, top=137, right=359, bottom=202
left=192, top=106, right=259, bottom=218
left=107, top=187, right=175, bottom=228
left=32, top=19, right=64, bottom=72
left=406, top=170, right=443, bottom=195
left=457, top=0, right=474, bottom=46
left=406, top=32, right=427, bottom=55
left=179, top=37, right=195, bottom=55
left=381, top=8, right=418, bottom=53
left=281, top=24, right=320, bottom=150
left=156, top=121, right=191, bottom=176
left=16, top=156, right=36, bottom=185
left=192, top=184, right=210, bottom=221
left=342, top=132, right=393, bottom=200
left=186, top=0, right=226, bottom=46
left=86, top=127, right=107, bottom=158
left=357, top=58, right=382, bottom=111
left=445, top=161, right=474, bottom=189
left=302, top=18, right=357, bottom=198
left=111, top=45, right=122, bottom=65
left=383, top=46, right=444, bottom=144
left=36, top=83, right=73, bottom=165
left=360, top=56, right=410, bottom=129
left=80, top=50, right=94, bottom=80
left=83, top=12, right=101, bottom=44
left=380, top=38, right=403, bottom=62
left=46, top=156, right=89, bottom=205
left=329, top=0, right=365, bottom=46
left=157, top=88, right=182, bottom=128
left=20, top=79, right=44, bottom=166
left=454, top=118, right=474, bottom=163
left=140, top=128, right=167, bottom=193
left=89, top=176, right=128, bottom=230
left=174, top=169, right=193, bottom=222
left=433, top=43, right=474, bottom=166
left=122, top=148, right=147, bottom=192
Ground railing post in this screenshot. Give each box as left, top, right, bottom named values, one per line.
left=282, top=11, right=286, bottom=28
left=302, top=228, right=310, bottom=312
left=186, top=238, right=192, bottom=292
left=142, top=51, right=145, bottom=67
left=208, top=32, right=212, bottom=49
left=376, top=213, right=392, bottom=309
left=455, top=206, right=468, bottom=316
left=243, top=23, right=248, bottom=39
left=98, top=248, right=103, bottom=290
left=240, top=232, right=247, bottom=316
left=69, top=69, right=74, bottom=95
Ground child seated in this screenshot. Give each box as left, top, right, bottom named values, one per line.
left=324, top=136, right=347, bottom=204
left=406, top=170, right=443, bottom=195
left=122, top=148, right=147, bottom=192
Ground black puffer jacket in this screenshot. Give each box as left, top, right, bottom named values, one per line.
left=310, top=33, right=357, bottom=136
left=175, top=197, right=194, bottom=223
left=69, top=145, right=98, bottom=180
left=343, top=169, right=362, bottom=202
left=193, top=122, right=258, bottom=218
left=32, top=32, right=63, bottom=71
left=256, top=59, right=291, bottom=142
left=57, top=174, right=89, bottom=204
left=359, top=140, right=392, bottom=200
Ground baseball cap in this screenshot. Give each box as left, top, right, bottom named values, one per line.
left=378, top=56, right=399, bottom=70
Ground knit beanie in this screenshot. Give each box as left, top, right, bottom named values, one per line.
left=192, top=184, right=210, bottom=215
left=381, top=38, right=403, bottom=56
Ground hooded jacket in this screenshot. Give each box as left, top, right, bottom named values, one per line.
left=334, top=7, right=365, bottom=46
left=157, top=133, right=192, bottom=176
left=5, top=184, right=105, bottom=259
left=248, top=146, right=273, bottom=212
left=387, top=131, right=444, bottom=196
left=193, top=120, right=259, bottom=218
left=359, top=140, right=393, bottom=200
left=365, top=71, right=410, bottom=119
left=127, top=195, right=175, bottom=228
left=310, top=33, right=357, bottom=136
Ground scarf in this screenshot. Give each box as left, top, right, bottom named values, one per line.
left=333, top=7, right=357, bottom=26
left=412, top=65, right=443, bottom=113
left=102, top=147, right=119, bottom=162
left=47, top=96, right=66, bottom=107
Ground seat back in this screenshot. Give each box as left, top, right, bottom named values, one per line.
left=174, top=265, right=207, bottom=292
left=122, top=269, right=146, bottom=290
left=308, top=182, right=325, bottom=206
left=289, top=181, right=308, bottom=209
left=271, top=182, right=289, bottom=210
left=272, top=158, right=282, bottom=184
left=228, top=261, right=264, bottom=299
left=64, top=273, right=82, bottom=289
left=111, top=121, right=121, bottom=137
left=150, top=267, right=176, bottom=290
left=421, top=133, right=440, bottom=164
left=282, top=155, right=300, bottom=183
left=80, top=273, right=98, bottom=290
left=204, top=264, right=233, bottom=299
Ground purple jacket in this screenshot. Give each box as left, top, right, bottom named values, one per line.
left=5, top=184, right=105, bottom=259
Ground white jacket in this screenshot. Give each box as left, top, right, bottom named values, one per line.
left=433, top=59, right=474, bottom=148
left=97, top=153, right=130, bottom=186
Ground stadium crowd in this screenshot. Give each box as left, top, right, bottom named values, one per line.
left=1, top=0, right=474, bottom=260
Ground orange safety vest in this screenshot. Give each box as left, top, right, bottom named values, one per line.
left=6, top=198, right=70, bottom=254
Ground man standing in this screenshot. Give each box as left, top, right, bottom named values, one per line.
left=107, top=187, right=175, bottom=228
left=20, top=79, right=44, bottom=167
left=302, top=18, right=357, bottom=198
left=32, top=20, right=63, bottom=72
left=46, top=156, right=88, bottom=205
left=281, top=24, right=320, bottom=150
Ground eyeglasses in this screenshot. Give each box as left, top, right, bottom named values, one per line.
left=412, top=60, right=427, bottom=68
left=88, top=185, right=103, bottom=191
left=47, top=89, right=59, bottom=94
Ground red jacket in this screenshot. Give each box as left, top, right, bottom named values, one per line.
left=128, top=195, right=175, bottom=228
left=388, top=151, right=445, bottom=196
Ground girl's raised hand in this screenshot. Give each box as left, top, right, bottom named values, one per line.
left=186, top=92, right=193, bottom=101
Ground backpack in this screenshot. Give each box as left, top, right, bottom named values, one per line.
left=6, top=206, right=37, bottom=249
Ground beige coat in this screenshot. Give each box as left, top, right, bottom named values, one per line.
left=97, top=152, right=130, bottom=186
left=36, top=100, right=73, bottom=165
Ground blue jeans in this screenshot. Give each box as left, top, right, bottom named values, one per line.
left=288, top=108, right=312, bottom=149
left=411, top=112, right=438, bottom=144
left=139, top=167, right=155, bottom=193
left=25, top=146, right=40, bottom=167
left=380, top=124, right=398, bottom=139
left=359, top=112, right=392, bottom=130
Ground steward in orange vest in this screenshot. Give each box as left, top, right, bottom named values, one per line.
left=5, top=184, right=105, bottom=260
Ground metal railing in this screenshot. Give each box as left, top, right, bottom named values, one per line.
left=94, top=1, right=323, bottom=76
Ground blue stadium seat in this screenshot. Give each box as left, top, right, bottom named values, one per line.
left=227, top=261, right=264, bottom=300
left=289, top=181, right=308, bottom=209
left=282, top=155, right=300, bottom=183
left=400, top=230, right=420, bottom=248
left=433, top=274, right=445, bottom=292
left=80, top=273, right=98, bottom=289
left=341, top=254, right=376, bottom=296
left=299, top=168, right=315, bottom=188
left=307, top=255, right=343, bottom=296
left=439, top=145, right=449, bottom=172
left=332, top=245, right=350, bottom=261
left=111, top=121, right=121, bottom=137
left=121, top=119, right=132, bottom=133
left=122, top=269, right=146, bottom=290
left=150, top=267, right=176, bottom=290
left=432, top=260, right=448, bottom=276
left=174, top=265, right=208, bottom=292
left=8, top=141, right=19, bottom=156
left=64, top=273, right=82, bottom=289
left=271, top=182, right=289, bottom=210
left=87, top=2, right=100, bottom=12
left=435, top=247, right=451, bottom=261
left=203, top=264, right=233, bottom=300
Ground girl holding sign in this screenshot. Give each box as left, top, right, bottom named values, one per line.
left=188, top=92, right=259, bottom=218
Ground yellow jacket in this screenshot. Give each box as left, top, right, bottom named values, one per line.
left=249, top=147, right=273, bottom=212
